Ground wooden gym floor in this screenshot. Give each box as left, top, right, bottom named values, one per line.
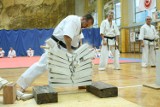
left=0, top=53, right=160, bottom=107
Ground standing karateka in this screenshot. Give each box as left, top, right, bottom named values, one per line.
left=98, top=10, right=120, bottom=71
left=139, top=16, right=159, bottom=68
left=8, top=47, right=16, bottom=58
left=16, top=14, right=94, bottom=100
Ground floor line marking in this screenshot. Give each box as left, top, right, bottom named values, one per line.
left=118, top=85, right=142, bottom=88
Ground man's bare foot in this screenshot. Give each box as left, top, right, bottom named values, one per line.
left=16, top=90, right=33, bottom=101
left=16, top=85, right=25, bottom=93
left=16, top=84, right=33, bottom=101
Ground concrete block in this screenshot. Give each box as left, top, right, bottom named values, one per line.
left=86, top=82, right=118, bottom=98
left=33, top=85, right=58, bottom=104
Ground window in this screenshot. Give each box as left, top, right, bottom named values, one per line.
left=114, top=2, right=121, bottom=26
left=134, top=0, right=156, bottom=23
left=92, top=12, right=98, bottom=28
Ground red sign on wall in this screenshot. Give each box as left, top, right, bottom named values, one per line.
left=144, top=0, right=152, bottom=9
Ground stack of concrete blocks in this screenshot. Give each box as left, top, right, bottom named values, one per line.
left=47, top=44, right=95, bottom=87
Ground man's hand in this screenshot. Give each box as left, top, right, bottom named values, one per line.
left=64, top=35, right=72, bottom=53
left=101, top=34, right=107, bottom=46
left=141, top=42, right=144, bottom=47
left=140, top=41, right=144, bottom=47
left=103, top=40, right=107, bottom=45
left=40, top=45, right=49, bottom=49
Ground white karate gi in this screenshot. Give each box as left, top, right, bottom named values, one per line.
left=94, top=49, right=101, bottom=58
left=17, top=15, right=82, bottom=89
left=27, top=50, right=34, bottom=57
left=8, top=50, right=16, bottom=58
left=139, top=24, right=159, bottom=67
left=99, top=19, right=120, bottom=70
left=0, top=50, right=5, bottom=58
left=80, top=33, right=84, bottom=39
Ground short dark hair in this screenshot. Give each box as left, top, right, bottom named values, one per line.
left=83, top=14, right=94, bottom=24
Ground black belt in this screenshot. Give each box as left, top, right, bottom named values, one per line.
left=104, top=36, right=117, bottom=50
left=144, top=38, right=154, bottom=42
left=104, top=36, right=116, bottom=40
left=51, top=35, right=79, bottom=50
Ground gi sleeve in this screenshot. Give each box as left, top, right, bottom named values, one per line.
left=100, top=20, right=106, bottom=35
left=80, top=33, right=84, bottom=39
left=32, top=50, right=34, bottom=56
left=14, top=50, right=16, bottom=56
left=8, top=51, right=10, bottom=57
left=63, top=21, right=78, bottom=40
left=153, top=26, right=159, bottom=39
left=139, top=27, right=145, bottom=40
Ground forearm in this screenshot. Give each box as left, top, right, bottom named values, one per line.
left=116, top=35, right=119, bottom=42
left=14, top=53, right=16, bottom=56
left=140, top=40, right=144, bottom=44
left=140, top=40, right=144, bottom=47
left=101, top=34, right=105, bottom=42
left=64, top=35, right=72, bottom=53
left=116, top=36, right=119, bottom=42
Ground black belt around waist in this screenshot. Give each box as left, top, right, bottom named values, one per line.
left=104, top=36, right=116, bottom=40
left=51, top=35, right=78, bottom=50
left=104, top=36, right=117, bottom=50
left=144, top=38, right=154, bottom=42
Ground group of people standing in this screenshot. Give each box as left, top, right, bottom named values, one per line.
left=99, top=11, right=159, bottom=70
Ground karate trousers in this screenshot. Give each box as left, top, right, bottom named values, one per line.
left=99, top=44, right=120, bottom=70
left=141, top=40, right=156, bottom=67
left=17, top=39, right=64, bottom=89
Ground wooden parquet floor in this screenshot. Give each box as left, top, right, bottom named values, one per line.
left=0, top=53, right=160, bottom=107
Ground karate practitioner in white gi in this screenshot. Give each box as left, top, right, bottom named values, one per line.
left=0, top=48, right=5, bottom=58
left=139, top=16, right=159, bottom=68
left=27, top=48, right=34, bottom=57
left=8, top=47, right=16, bottom=58
left=16, top=14, right=94, bottom=100
left=98, top=10, right=120, bottom=71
